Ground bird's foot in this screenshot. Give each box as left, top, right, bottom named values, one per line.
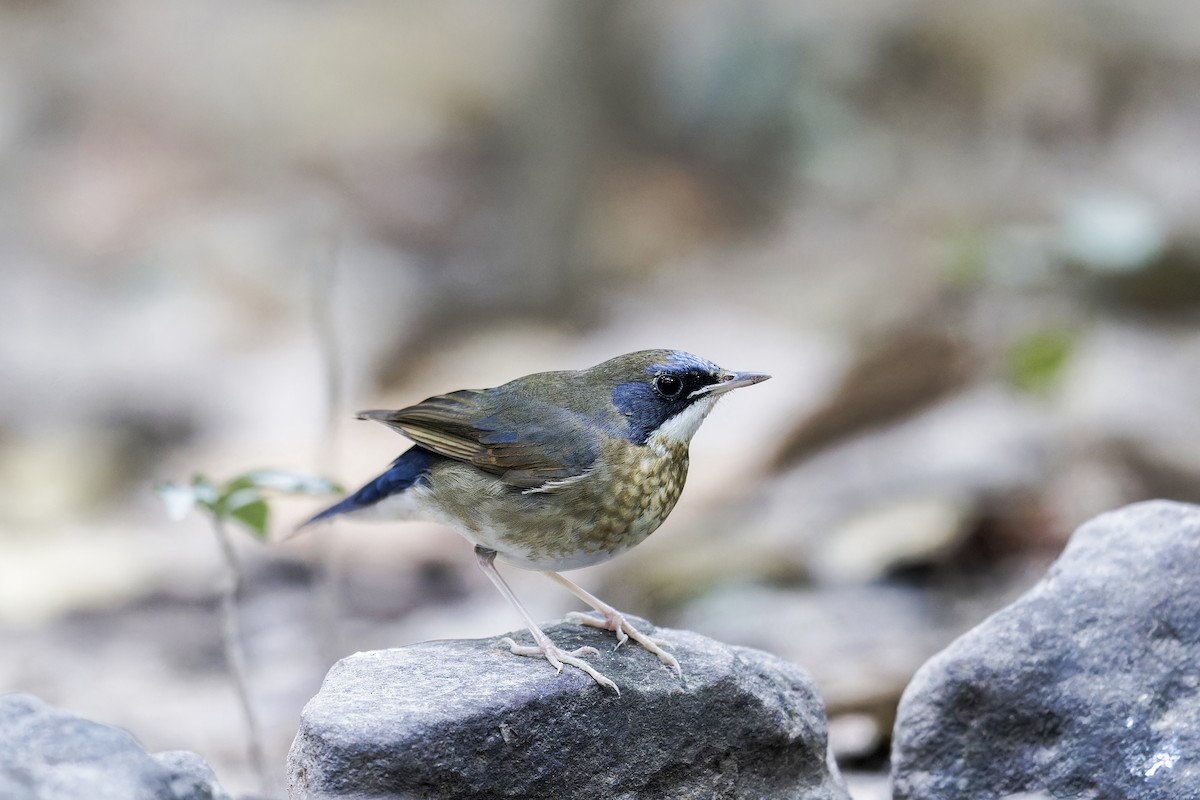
left=565, top=610, right=682, bottom=678
left=498, top=636, right=620, bottom=694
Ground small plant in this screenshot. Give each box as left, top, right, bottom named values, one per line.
left=156, top=468, right=341, bottom=796
left=1005, top=327, right=1077, bottom=394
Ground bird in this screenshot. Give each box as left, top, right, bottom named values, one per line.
left=300, top=349, right=770, bottom=693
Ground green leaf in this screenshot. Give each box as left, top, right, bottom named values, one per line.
left=228, top=498, right=270, bottom=539
left=1006, top=328, right=1076, bottom=393
left=221, top=486, right=264, bottom=513
left=155, top=482, right=197, bottom=521
left=157, top=467, right=340, bottom=539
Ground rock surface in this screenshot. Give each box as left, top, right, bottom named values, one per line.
left=891, top=500, right=1200, bottom=799
left=0, top=692, right=230, bottom=800
left=288, top=620, right=848, bottom=800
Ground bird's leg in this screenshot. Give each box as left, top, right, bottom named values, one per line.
left=474, top=546, right=619, bottom=694
left=543, top=571, right=682, bottom=678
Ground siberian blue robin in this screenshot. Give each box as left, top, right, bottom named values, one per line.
left=302, top=349, right=770, bottom=692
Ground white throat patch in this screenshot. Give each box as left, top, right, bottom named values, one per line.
left=650, top=395, right=720, bottom=453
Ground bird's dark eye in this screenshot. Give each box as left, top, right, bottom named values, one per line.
left=654, top=373, right=684, bottom=398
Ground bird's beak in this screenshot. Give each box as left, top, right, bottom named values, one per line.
left=690, top=370, right=772, bottom=399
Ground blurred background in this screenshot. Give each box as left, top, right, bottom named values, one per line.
left=2, top=1, right=1199, bottom=797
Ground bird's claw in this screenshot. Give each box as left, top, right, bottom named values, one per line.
left=565, top=611, right=682, bottom=678
left=566, top=611, right=626, bottom=643
left=497, top=636, right=618, bottom=694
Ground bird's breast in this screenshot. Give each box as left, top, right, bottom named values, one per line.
left=416, top=437, right=690, bottom=570
left=586, top=435, right=690, bottom=552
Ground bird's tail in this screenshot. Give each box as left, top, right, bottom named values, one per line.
left=290, top=447, right=433, bottom=537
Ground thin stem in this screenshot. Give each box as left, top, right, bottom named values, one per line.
left=212, top=517, right=270, bottom=797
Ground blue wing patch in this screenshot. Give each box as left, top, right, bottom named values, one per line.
left=299, top=446, right=433, bottom=528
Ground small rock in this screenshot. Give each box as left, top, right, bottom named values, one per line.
left=1060, top=323, right=1200, bottom=507
left=826, top=712, right=885, bottom=763
left=1060, top=192, right=1167, bottom=274
left=808, top=494, right=975, bottom=583
left=0, top=692, right=230, bottom=800
left=288, top=621, right=849, bottom=800
left=891, top=500, right=1200, bottom=799
left=679, top=583, right=965, bottom=716
left=152, top=751, right=230, bottom=800
left=842, top=771, right=892, bottom=800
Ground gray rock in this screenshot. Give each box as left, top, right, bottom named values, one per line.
left=152, top=751, right=231, bottom=800
left=0, top=692, right=230, bottom=800
left=891, top=500, right=1200, bottom=799
left=679, top=583, right=964, bottom=716
left=288, top=621, right=849, bottom=800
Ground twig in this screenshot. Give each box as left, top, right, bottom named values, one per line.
left=211, top=517, right=270, bottom=797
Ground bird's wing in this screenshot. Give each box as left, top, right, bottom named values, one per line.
left=357, top=389, right=601, bottom=490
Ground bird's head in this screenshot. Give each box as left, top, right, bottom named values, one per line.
left=584, top=349, right=770, bottom=447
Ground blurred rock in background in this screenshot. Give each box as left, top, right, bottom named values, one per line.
left=2, top=0, right=1199, bottom=795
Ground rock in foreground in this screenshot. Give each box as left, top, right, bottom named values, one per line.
left=892, top=500, right=1200, bottom=799
left=0, top=692, right=230, bottom=800
left=289, top=620, right=847, bottom=800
